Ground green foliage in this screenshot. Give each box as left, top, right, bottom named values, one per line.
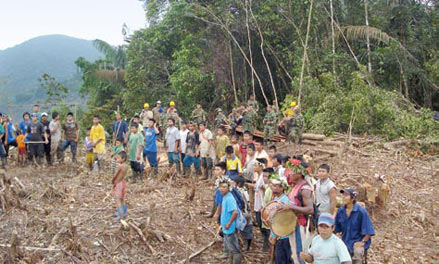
left=38, top=73, right=69, bottom=103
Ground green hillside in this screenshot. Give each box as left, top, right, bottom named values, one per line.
left=0, top=34, right=102, bottom=119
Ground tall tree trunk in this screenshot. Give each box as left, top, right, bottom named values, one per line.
left=245, top=0, right=255, bottom=98
left=229, top=39, right=238, bottom=106
left=200, top=6, right=269, bottom=105
left=364, top=0, right=372, bottom=73
left=330, top=0, right=336, bottom=78
left=250, top=4, right=279, bottom=110
left=298, top=0, right=314, bottom=106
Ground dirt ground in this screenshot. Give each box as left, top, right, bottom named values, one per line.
left=0, top=136, right=438, bottom=264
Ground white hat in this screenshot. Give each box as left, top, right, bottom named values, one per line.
left=157, top=100, right=162, bottom=104
left=41, top=112, right=48, bottom=117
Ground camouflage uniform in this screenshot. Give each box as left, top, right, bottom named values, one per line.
left=190, top=108, right=207, bottom=125
left=214, top=112, right=227, bottom=131
left=169, top=111, right=181, bottom=129
left=242, top=109, right=258, bottom=134
left=263, top=110, right=277, bottom=143
left=289, top=113, right=304, bottom=144
left=152, top=106, right=162, bottom=122
left=247, top=99, right=259, bottom=112
left=160, top=111, right=170, bottom=140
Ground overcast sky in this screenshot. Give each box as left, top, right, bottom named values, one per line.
left=0, top=0, right=146, bottom=50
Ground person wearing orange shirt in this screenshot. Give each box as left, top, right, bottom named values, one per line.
left=16, top=130, right=26, bottom=166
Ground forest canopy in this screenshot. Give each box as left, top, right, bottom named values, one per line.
left=76, top=0, right=439, bottom=141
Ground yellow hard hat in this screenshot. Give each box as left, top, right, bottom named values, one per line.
left=144, top=103, right=149, bottom=108
left=290, top=101, right=297, bottom=107
left=170, top=101, right=175, bottom=107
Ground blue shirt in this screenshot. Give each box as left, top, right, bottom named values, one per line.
left=272, top=193, right=290, bottom=239
left=112, top=120, right=128, bottom=141
left=19, top=120, right=31, bottom=141
left=6, top=122, right=16, bottom=144
left=335, top=203, right=375, bottom=253
left=144, top=127, right=158, bottom=152
left=309, top=234, right=351, bottom=264
left=221, top=192, right=238, bottom=235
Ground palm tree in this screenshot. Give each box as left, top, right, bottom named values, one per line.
left=93, top=39, right=127, bottom=84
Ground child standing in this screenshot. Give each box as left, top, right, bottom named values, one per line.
left=112, top=151, right=128, bottom=220
left=16, top=131, right=26, bottom=166
left=84, top=129, right=94, bottom=172
left=127, top=123, right=144, bottom=183
left=111, top=139, right=125, bottom=173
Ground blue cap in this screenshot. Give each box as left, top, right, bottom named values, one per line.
left=340, top=188, right=358, bottom=198
left=31, top=113, right=39, bottom=117
left=318, top=213, right=335, bottom=226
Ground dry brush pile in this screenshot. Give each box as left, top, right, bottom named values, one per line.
left=0, top=135, right=438, bottom=263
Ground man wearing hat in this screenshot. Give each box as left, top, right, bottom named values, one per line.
left=152, top=101, right=163, bottom=126
left=214, top=108, right=227, bottom=132
left=335, top=189, right=375, bottom=264
left=190, top=104, right=207, bottom=125
left=300, top=213, right=352, bottom=264
left=24, top=113, right=49, bottom=165
left=140, top=103, right=153, bottom=128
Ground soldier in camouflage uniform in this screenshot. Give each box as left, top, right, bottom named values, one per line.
left=242, top=104, right=258, bottom=134
left=263, top=105, right=277, bottom=145
left=247, top=94, right=259, bottom=112
left=159, top=107, right=170, bottom=140
left=289, top=107, right=304, bottom=144
left=214, top=108, right=227, bottom=131
left=168, top=108, right=181, bottom=129
left=190, top=104, right=207, bottom=125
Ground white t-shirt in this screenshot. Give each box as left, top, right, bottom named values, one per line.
left=49, top=120, right=61, bottom=142
left=255, top=149, right=269, bottom=160
left=315, top=178, right=336, bottom=214
left=179, top=129, right=188, bottom=154
left=199, top=129, right=215, bottom=158
left=254, top=172, right=266, bottom=212
left=276, top=165, right=286, bottom=181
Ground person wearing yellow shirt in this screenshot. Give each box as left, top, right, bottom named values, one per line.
left=222, top=145, right=244, bottom=186
left=91, top=115, right=106, bottom=174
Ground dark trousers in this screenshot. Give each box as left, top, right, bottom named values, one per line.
left=4, top=140, right=17, bottom=157
left=274, top=238, right=293, bottom=264
left=29, top=143, right=44, bottom=163
left=44, top=141, right=51, bottom=163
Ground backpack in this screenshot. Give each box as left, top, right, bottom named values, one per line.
left=235, top=209, right=247, bottom=231
left=296, top=182, right=320, bottom=231
left=231, top=188, right=246, bottom=211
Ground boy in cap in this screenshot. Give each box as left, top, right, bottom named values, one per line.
left=25, top=113, right=49, bottom=165
left=300, top=213, right=352, bottom=264
left=335, top=189, right=375, bottom=264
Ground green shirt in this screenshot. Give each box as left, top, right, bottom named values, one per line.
left=128, top=132, right=144, bottom=161
left=0, top=124, right=4, bottom=135
left=112, top=145, right=124, bottom=156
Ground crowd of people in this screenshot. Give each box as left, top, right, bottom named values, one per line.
left=0, top=100, right=375, bottom=264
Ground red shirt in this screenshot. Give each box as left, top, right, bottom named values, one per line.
left=238, top=140, right=252, bottom=166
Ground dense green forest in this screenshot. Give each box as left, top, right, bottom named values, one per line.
left=76, top=0, right=439, bottom=141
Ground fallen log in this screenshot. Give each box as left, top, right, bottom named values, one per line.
left=179, top=240, right=217, bottom=264
left=127, top=220, right=157, bottom=255
left=0, top=243, right=61, bottom=252
left=313, top=148, right=338, bottom=156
